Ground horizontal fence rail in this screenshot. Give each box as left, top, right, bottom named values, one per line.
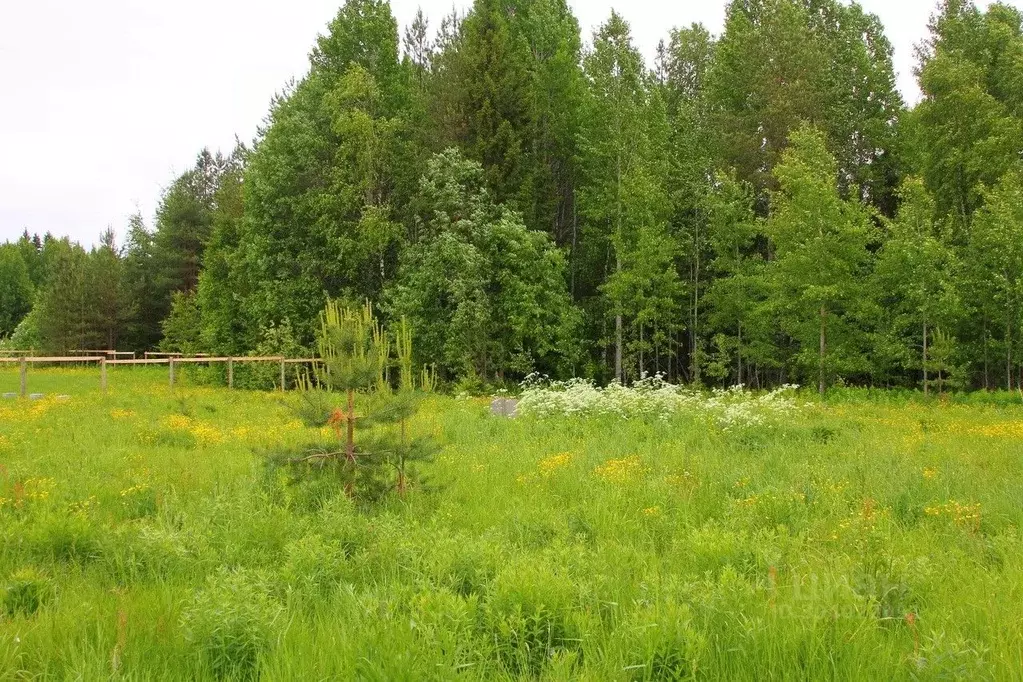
left=68, top=350, right=136, bottom=359
left=0, top=356, right=105, bottom=363
left=1, top=354, right=325, bottom=397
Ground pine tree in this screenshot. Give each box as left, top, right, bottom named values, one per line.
left=0, top=244, right=33, bottom=338
left=120, top=214, right=163, bottom=352
left=458, top=0, right=531, bottom=209
left=88, top=229, right=125, bottom=350
left=315, top=300, right=384, bottom=470
left=34, top=241, right=90, bottom=354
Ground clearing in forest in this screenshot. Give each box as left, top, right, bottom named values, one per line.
left=1, top=369, right=1022, bottom=679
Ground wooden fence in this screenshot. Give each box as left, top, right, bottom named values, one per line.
left=0, top=354, right=323, bottom=397
left=69, top=349, right=137, bottom=360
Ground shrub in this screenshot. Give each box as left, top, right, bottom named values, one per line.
left=278, top=534, right=347, bottom=603
left=182, top=568, right=283, bottom=680
left=236, top=319, right=307, bottom=391
left=103, top=523, right=191, bottom=583
left=2, top=567, right=52, bottom=617
left=261, top=443, right=389, bottom=511
left=621, top=604, right=707, bottom=681
left=28, top=512, right=101, bottom=564
left=481, top=563, right=582, bottom=677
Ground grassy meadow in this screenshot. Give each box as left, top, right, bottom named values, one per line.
left=1, top=367, right=1023, bottom=679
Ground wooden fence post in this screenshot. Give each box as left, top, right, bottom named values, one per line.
left=280, top=359, right=286, bottom=392
left=19, top=358, right=27, bottom=398
left=100, top=358, right=107, bottom=393
left=228, top=358, right=234, bottom=389
left=169, top=359, right=175, bottom=390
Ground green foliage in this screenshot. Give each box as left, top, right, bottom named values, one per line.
left=152, top=150, right=237, bottom=320
left=3, top=371, right=1023, bottom=677
left=278, top=534, right=347, bottom=602
left=706, top=0, right=904, bottom=212
left=261, top=444, right=356, bottom=513
left=912, top=0, right=1023, bottom=228
left=120, top=214, right=164, bottom=352
left=7, top=0, right=1023, bottom=392
left=395, top=316, right=414, bottom=392
left=159, top=291, right=201, bottom=355
left=388, top=149, right=579, bottom=381
left=874, top=177, right=961, bottom=390
left=212, top=0, right=419, bottom=347
left=967, top=164, right=1023, bottom=390
left=764, top=126, right=874, bottom=392
left=481, top=562, right=582, bottom=676
left=577, top=13, right=685, bottom=383
left=277, top=299, right=435, bottom=501
left=0, top=307, right=41, bottom=352
left=182, top=568, right=283, bottom=680
left=0, top=244, right=34, bottom=338
left=314, top=300, right=382, bottom=394
left=237, top=319, right=306, bottom=391
left=196, top=150, right=249, bottom=356
left=2, top=567, right=52, bottom=618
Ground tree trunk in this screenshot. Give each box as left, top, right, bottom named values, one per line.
left=345, top=389, right=356, bottom=464
left=655, top=326, right=660, bottom=378
left=737, top=322, right=743, bottom=387
left=692, top=222, right=701, bottom=385
left=615, top=311, right=623, bottom=383
left=570, top=185, right=577, bottom=298
left=984, top=317, right=990, bottom=391
left=613, top=241, right=621, bottom=384
left=397, top=418, right=408, bottom=496
left=615, top=146, right=623, bottom=384
left=639, top=324, right=644, bottom=379
left=923, top=321, right=929, bottom=397
left=819, top=306, right=827, bottom=395
left=1007, top=319, right=1013, bottom=392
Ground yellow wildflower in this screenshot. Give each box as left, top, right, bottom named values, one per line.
left=23, top=477, right=54, bottom=501
left=120, top=483, right=151, bottom=497
left=159, top=414, right=223, bottom=446
left=538, top=452, right=573, bottom=476
left=593, top=455, right=645, bottom=484
left=68, top=496, right=98, bottom=515
left=665, top=471, right=698, bottom=487
left=924, top=500, right=981, bottom=531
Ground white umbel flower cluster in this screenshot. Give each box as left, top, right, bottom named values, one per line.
left=517, top=374, right=803, bottom=430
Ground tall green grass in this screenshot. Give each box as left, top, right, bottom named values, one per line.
left=1, top=370, right=1022, bottom=679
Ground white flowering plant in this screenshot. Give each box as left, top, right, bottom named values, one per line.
left=517, top=374, right=804, bottom=430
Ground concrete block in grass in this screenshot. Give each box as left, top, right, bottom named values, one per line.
left=491, top=397, right=519, bottom=418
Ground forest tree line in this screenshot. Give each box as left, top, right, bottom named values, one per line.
left=2, top=0, right=1023, bottom=392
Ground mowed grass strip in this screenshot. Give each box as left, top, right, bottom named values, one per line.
left=1, top=370, right=1022, bottom=679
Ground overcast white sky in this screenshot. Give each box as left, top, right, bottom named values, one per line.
left=1, top=0, right=1017, bottom=246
